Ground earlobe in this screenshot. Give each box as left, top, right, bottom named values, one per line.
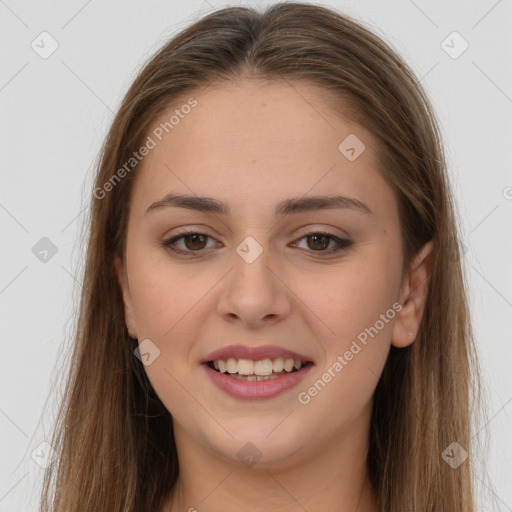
left=391, top=240, right=434, bottom=348
left=113, top=256, right=137, bottom=338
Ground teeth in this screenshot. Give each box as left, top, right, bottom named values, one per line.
left=273, top=357, right=284, bottom=372
left=211, top=357, right=306, bottom=376
left=226, top=357, right=237, bottom=374
left=237, top=359, right=254, bottom=375
left=229, top=373, right=281, bottom=381
left=283, top=359, right=294, bottom=372
left=254, top=359, right=273, bottom=375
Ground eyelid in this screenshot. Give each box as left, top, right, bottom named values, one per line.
left=293, top=224, right=350, bottom=240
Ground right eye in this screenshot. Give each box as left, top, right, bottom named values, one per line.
left=162, top=231, right=219, bottom=255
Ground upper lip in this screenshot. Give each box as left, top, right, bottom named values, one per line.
left=201, top=344, right=314, bottom=364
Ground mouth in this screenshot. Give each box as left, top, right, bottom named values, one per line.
left=202, top=356, right=315, bottom=400
left=205, top=357, right=314, bottom=381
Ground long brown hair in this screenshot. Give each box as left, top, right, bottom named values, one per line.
left=39, top=3, right=484, bottom=510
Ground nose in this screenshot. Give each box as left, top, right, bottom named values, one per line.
left=216, top=241, right=292, bottom=329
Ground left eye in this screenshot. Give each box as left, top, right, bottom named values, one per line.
left=290, top=232, right=352, bottom=253
left=162, top=231, right=352, bottom=255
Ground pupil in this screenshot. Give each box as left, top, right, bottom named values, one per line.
left=308, top=234, right=329, bottom=250
left=185, top=234, right=206, bottom=250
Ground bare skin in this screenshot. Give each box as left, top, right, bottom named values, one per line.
left=115, top=79, right=433, bottom=512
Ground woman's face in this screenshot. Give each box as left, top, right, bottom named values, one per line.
left=115, top=79, right=430, bottom=467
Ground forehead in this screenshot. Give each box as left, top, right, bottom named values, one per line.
left=129, top=79, right=395, bottom=222
left=148, top=79, right=361, bottom=162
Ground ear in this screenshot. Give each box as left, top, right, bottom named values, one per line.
left=113, top=256, right=138, bottom=339
left=391, top=240, right=434, bottom=348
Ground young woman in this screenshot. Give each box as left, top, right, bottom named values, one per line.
left=40, top=3, right=483, bottom=511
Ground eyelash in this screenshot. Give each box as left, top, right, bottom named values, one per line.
left=161, top=229, right=352, bottom=256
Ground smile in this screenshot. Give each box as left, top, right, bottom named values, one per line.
left=203, top=358, right=314, bottom=399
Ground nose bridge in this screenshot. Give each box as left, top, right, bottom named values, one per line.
left=231, top=234, right=275, bottom=296
left=217, top=234, right=290, bottom=323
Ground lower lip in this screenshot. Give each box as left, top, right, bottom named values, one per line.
left=202, top=363, right=314, bottom=400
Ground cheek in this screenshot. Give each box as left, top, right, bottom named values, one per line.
left=127, top=263, right=211, bottom=421
left=292, top=259, right=399, bottom=345
left=130, top=280, right=183, bottom=339
left=293, top=271, right=396, bottom=422
left=127, top=246, right=213, bottom=341
left=288, top=253, right=400, bottom=403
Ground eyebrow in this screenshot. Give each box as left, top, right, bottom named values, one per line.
left=145, top=193, right=374, bottom=217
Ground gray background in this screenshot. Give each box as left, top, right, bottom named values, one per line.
left=0, top=1, right=511, bottom=510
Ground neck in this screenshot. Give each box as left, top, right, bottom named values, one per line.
left=168, top=470, right=377, bottom=512
left=163, top=406, right=379, bottom=512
